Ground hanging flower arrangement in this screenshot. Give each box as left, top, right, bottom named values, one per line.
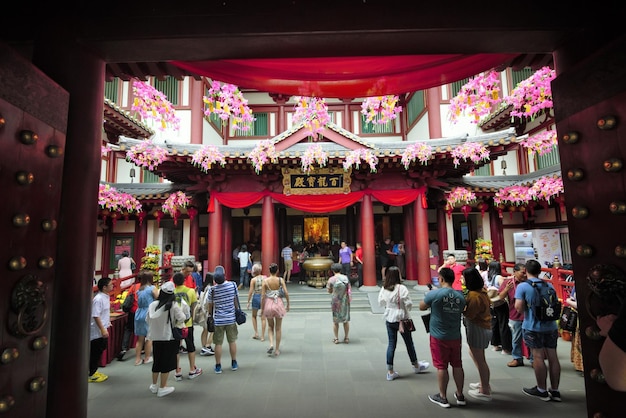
left=474, top=238, right=494, bottom=262
left=292, top=96, right=331, bottom=141
left=203, top=80, right=255, bottom=131
left=361, top=95, right=402, bottom=125
left=98, top=184, right=142, bottom=213
left=504, top=66, right=556, bottom=119
left=343, top=148, right=379, bottom=173
left=126, top=140, right=168, bottom=171
left=445, top=187, right=477, bottom=209
left=401, top=142, right=433, bottom=169
left=451, top=142, right=490, bottom=167
left=141, top=245, right=161, bottom=283
left=248, top=139, right=279, bottom=174
left=530, top=176, right=563, bottom=203
left=162, top=191, right=190, bottom=225
left=493, top=185, right=534, bottom=206
left=191, top=144, right=226, bottom=172
left=448, top=70, right=501, bottom=124
left=519, top=130, right=557, bottom=156
left=132, top=80, right=181, bottom=131
left=300, top=143, right=328, bottom=174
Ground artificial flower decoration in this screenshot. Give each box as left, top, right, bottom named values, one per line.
left=162, top=191, right=190, bottom=225
left=451, top=142, right=490, bottom=167
left=343, top=148, right=379, bottom=173
left=292, top=96, right=331, bottom=140
left=132, top=80, right=181, bottom=131
left=448, top=70, right=501, bottom=124
left=530, top=176, right=563, bottom=203
left=248, top=139, right=279, bottom=174
left=101, top=145, right=110, bottom=156
left=98, top=184, right=142, bottom=214
left=300, top=143, right=328, bottom=174
left=474, top=238, right=494, bottom=262
left=191, top=144, right=226, bottom=172
left=126, top=140, right=168, bottom=171
left=141, top=245, right=161, bottom=283
left=401, top=142, right=433, bottom=169
left=361, top=95, right=402, bottom=125
left=445, top=187, right=477, bottom=209
left=504, top=66, right=556, bottom=119
left=519, top=130, right=557, bottom=156
left=203, top=80, right=255, bottom=131
left=493, top=185, right=535, bottom=206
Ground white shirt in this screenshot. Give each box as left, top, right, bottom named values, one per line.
left=378, top=284, right=413, bottom=323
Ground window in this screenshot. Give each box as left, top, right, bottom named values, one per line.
left=473, top=164, right=492, bottom=176
left=142, top=169, right=160, bottom=183
left=407, top=91, right=425, bottom=126
left=330, top=223, right=341, bottom=244
left=510, top=68, right=535, bottom=89
left=153, top=76, right=179, bottom=105
left=536, top=146, right=560, bottom=169
left=360, top=114, right=394, bottom=134
left=104, top=79, right=119, bottom=104
left=232, top=112, right=269, bottom=137
left=450, top=78, right=470, bottom=97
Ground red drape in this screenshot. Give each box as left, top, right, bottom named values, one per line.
left=172, top=54, right=517, bottom=98
left=208, top=188, right=426, bottom=213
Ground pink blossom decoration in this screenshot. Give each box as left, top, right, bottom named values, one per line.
left=519, top=130, right=557, bottom=156
left=98, top=184, right=142, bottom=213
left=448, top=71, right=501, bottom=124
left=300, top=143, right=328, bottom=174
left=504, top=66, right=555, bottom=119
left=401, top=142, right=433, bottom=169
left=101, top=145, right=110, bottom=156
left=445, top=187, right=477, bottom=210
left=343, top=148, right=379, bottom=173
left=451, top=142, right=490, bottom=167
left=126, top=140, right=168, bottom=171
left=162, top=191, right=190, bottom=216
left=493, top=185, right=535, bottom=206
left=203, top=80, right=255, bottom=131
left=248, top=139, right=279, bottom=174
left=191, top=145, right=226, bottom=172
left=132, top=80, right=181, bottom=131
left=292, top=96, right=331, bottom=141
left=361, top=95, right=402, bottom=125
left=530, top=176, right=563, bottom=203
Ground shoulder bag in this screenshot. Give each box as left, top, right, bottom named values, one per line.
left=397, top=287, right=415, bottom=333
left=206, top=287, right=215, bottom=332
left=122, top=285, right=136, bottom=313
left=560, top=305, right=578, bottom=332
left=193, top=290, right=207, bottom=326
left=234, top=282, right=247, bottom=325
left=168, top=309, right=188, bottom=340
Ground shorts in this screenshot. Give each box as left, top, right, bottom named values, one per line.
left=213, top=323, right=238, bottom=345
left=429, top=335, right=462, bottom=369
left=465, top=320, right=492, bottom=349
left=182, top=326, right=196, bottom=352
left=284, top=259, right=293, bottom=272
left=252, top=293, right=261, bottom=310
left=152, top=340, right=179, bottom=373
left=523, top=329, right=558, bottom=350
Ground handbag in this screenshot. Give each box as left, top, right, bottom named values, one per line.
left=121, top=286, right=135, bottom=313
left=246, top=257, right=253, bottom=274
left=560, top=305, right=578, bottom=332
left=421, top=313, right=431, bottom=333
left=130, top=260, right=137, bottom=271
left=396, top=285, right=415, bottom=333
left=206, top=287, right=215, bottom=332
left=234, top=283, right=247, bottom=325
left=168, top=310, right=188, bottom=340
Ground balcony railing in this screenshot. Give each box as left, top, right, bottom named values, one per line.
left=501, top=262, right=574, bottom=301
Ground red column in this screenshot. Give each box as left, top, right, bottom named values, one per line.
left=403, top=205, right=416, bottom=281
left=437, top=208, right=448, bottom=261
left=136, top=219, right=148, bottom=271
left=427, top=87, right=442, bottom=139
left=189, top=213, right=199, bottom=260
left=261, top=195, right=275, bottom=276
left=489, top=209, right=505, bottom=262
left=222, top=208, right=232, bottom=278
left=415, top=197, right=431, bottom=284
left=208, top=199, right=222, bottom=272
left=361, top=194, right=377, bottom=287
left=189, top=79, right=203, bottom=145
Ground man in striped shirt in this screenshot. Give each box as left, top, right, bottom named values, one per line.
left=207, top=266, right=239, bottom=374
left=281, top=243, right=293, bottom=283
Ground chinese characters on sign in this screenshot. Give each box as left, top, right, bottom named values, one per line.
left=282, top=167, right=352, bottom=195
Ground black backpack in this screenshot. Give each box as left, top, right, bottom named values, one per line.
left=530, top=279, right=562, bottom=321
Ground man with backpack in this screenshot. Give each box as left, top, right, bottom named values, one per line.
left=514, top=259, right=562, bottom=402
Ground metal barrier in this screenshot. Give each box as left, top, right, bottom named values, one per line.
left=501, top=262, right=574, bottom=301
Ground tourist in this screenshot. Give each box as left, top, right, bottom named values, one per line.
left=247, top=263, right=267, bottom=341
left=462, top=268, right=493, bottom=401
left=354, top=242, right=363, bottom=287
left=262, top=263, right=290, bottom=357
left=379, top=237, right=395, bottom=280
left=419, top=267, right=466, bottom=408
left=89, top=277, right=113, bottom=383
left=181, top=260, right=197, bottom=290
left=191, top=261, right=203, bottom=295
left=565, top=286, right=583, bottom=373
left=297, top=244, right=309, bottom=285
left=338, top=241, right=353, bottom=277
left=237, top=244, right=252, bottom=289
left=117, top=250, right=136, bottom=289
left=327, top=263, right=351, bottom=344
left=393, top=240, right=406, bottom=279
left=281, top=242, right=293, bottom=283
left=207, top=265, right=240, bottom=373
left=133, top=270, right=158, bottom=366
left=487, top=260, right=512, bottom=354
left=172, top=272, right=202, bottom=380
left=437, top=254, right=464, bottom=291
left=117, top=275, right=139, bottom=361
left=199, top=272, right=215, bottom=356
left=378, top=266, right=429, bottom=381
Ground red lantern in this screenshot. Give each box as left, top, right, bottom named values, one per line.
left=187, top=206, right=198, bottom=221
left=519, top=205, right=528, bottom=221
left=496, top=203, right=505, bottom=218
left=100, top=208, right=110, bottom=223
left=110, top=211, right=120, bottom=227
left=446, top=205, right=453, bottom=219
left=476, top=201, right=488, bottom=217
left=555, top=196, right=565, bottom=213
left=527, top=200, right=536, bottom=217
left=540, top=200, right=549, bottom=214
left=154, top=209, right=164, bottom=227
left=138, top=211, right=147, bottom=226
left=461, top=204, right=471, bottom=220
left=508, top=205, right=516, bottom=220
left=122, top=211, right=130, bottom=223
left=172, top=209, right=181, bottom=225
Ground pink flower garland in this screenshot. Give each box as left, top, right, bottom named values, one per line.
left=132, top=80, right=181, bottom=131
left=451, top=142, right=490, bottom=167
left=445, top=187, right=477, bottom=209
left=519, top=130, right=557, bottom=155
left=504, top=66, right=555, bottom=119
left=494, top=185, right=535, bottom=206
left=292, top=96, right=331, bottom=141
left=203, top=80, right=255, bottom=131
left=126, top=141, right=168, bottom=171
left=343, top=148, right=378, bottom=173
left=448, top=71, right=501, bottom=124
left=98, top=184, right=142, bottom=213
left=248, top=139, right=279, bottom=174
left=530, top=176, right=563, bottom=203
left=162, top=191, right=189, bottom=216
left=191, top=145, right=226, bottom=172
left=361, top=95, right=402, bottom=125
left=401, top=142, right=433, bottom=169
left=301, top=143, right=328, bottom=174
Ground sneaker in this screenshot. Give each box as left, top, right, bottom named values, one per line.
left=468, top=389, right=492, bottom=401
left=428, top=393, right=450, bottom=408
left=386, top=371, right=399, bottom=381
left=549, top=389, right=562, bottom=402
left=117, top=350, right=127, bottom=361
left=88, top=373, right=108, bottom=383
left=231, top=360, right=238, bottom=371
left=454, top=392, right=466, bottom=406
left=143, top=356, right=153, bottom=364
left=149, top=384, right=158, bottom=394
left=179, top=346, right=188, bottom=354
left=412, top=361, right=430, bottom=374
left=507, top=359, right=524, bottom=367
left=188, top=367, right=203, bottom=379
left=200, top=347, right=215, bottom=356
left=523, top=386, right=551, bottom=401
left=214, top=364, right=222, bottom=374
left=157, top=386, right=175, bottom=398
left=469, top=382, right=481, bottom=390
left=174, top=369, right=183, bottom=381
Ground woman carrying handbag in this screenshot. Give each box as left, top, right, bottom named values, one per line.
left=378, top=266, right=430, bottom=381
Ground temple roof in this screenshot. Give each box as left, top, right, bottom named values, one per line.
left=103, top=99, right=154, bottom=143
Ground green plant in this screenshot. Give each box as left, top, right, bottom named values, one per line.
left=142, top=245, right=161, bottom=283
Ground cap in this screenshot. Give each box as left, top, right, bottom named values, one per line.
left=161, top=281, right=175, bottom=294
left=213, top=265, right=225, bottom=284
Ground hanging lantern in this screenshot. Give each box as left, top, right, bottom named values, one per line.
left=172, top=209, right=181, bottom=225
left=100, top=208, right=110, bottom=223
left=527, top=200, right=537, bottom=217
left=461, top=204, right=472, bottom=220
left=508, top=205, right=517, bottom=220
left=496, top=203, right=505, bottom=219
left=187, top=206, right=198, bottom=221
left=138, top=211, right=147, bottom=226
left=110, top=211, right=120, bottom=227
left=540, top=200, right=550, bottom=214
left=476, top=201, right=488, bottom=217
left=555, top=195, right=565, bottom=213
left=445, top=205, right=453, bottom=219
left=519, top=205, right=528, bottom=222
left=122, top=211, right=130, bottom=223
left=153, top=209, right=164, bottom=227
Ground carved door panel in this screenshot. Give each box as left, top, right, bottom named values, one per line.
left=0, top=44, right=69, bottom=417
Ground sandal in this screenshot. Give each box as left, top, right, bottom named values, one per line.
left=252, top=335, right=260, bottom=340
left=343, top=338, right=350, bottom=344
left=267, top=347, right=274, bottom=355
left=333, top=338, right=339, bottom=344
left=134, top=359, right=143, bottom=366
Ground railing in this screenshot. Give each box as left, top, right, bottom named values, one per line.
left=501, top=262, right=574, bottom=301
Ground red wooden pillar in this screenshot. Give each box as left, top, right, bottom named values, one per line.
left=436, top=208, right=447, bottom=261
left=489, top=209, right=505, bottom=261
left=207, top=199, right=222, bottom=272
left=403, top=205, right=416, bottom=281
left=361, top=193, right=377, bottom=287
left=189, top=212, right=199, bottom=260
left=136, top=219, right=148, bottom=271
left=189, top=79, right=203, bottom=145
left=222, top=208, right=232, bottom=278
left=261, top=195, right=275, bottom=276
left=415, top=196, right=431, bottom=285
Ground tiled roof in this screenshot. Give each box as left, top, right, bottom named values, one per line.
left=444, top=165, right=562, bottom=193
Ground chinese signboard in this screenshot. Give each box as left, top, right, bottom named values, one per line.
left=282, top=167, right=352, bottom=195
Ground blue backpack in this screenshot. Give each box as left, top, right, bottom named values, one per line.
left=530, top=279, right=562, bottom=321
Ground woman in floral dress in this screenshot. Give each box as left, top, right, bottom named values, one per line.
left=327, top=263, right=351, bottom=344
